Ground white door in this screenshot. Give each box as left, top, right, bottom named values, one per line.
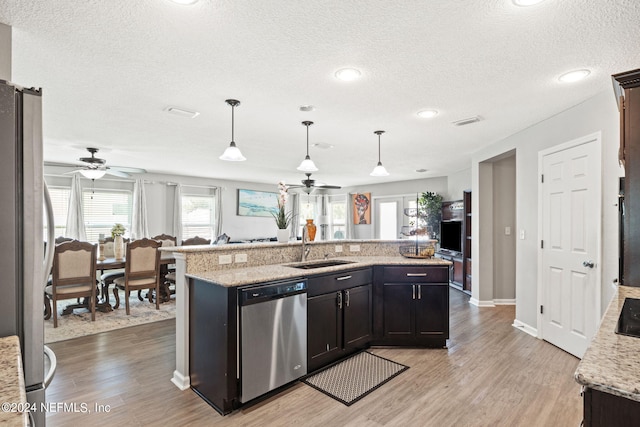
left=539, top=133, right=601, bottom=358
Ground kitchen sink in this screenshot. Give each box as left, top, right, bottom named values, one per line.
left=287, top=259, right=356, bottom=269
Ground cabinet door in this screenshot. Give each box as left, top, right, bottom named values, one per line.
left=382, top=283, right=414, bottom=339
left=415, top=284, right=449, bottom=346
left=343, top=284, right=372, bottom=350
left=307, top=292, right=342, bottom=372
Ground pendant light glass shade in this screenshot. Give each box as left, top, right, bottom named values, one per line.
left=79, top=169, right=107, bottom=180
left=370, top=130, right=389, bottom=176
left=219, top=99, right=246, bottom=162
left=297, top=121, right=318, bottom=172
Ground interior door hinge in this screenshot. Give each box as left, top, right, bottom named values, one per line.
left=541, top=240, right=544, bottom=249
left=541, top=174, right=544, bottom=183
left=540, top=305, right=544, bottom=314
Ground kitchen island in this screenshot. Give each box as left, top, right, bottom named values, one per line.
left=161, top=240, right=451, bottom=414
left=575, top=285, right=640, bottom=426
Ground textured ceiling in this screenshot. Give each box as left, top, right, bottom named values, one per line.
left=1, top=0, right=639, bottom=187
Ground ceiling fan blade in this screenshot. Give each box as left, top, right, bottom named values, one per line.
left=316, top=184, right=341, bottom=189
left=110, top=165, right=147, bottom=174
left=105, top=169, right=130, bottom=178
left=62, top=169, right=82, bottom=175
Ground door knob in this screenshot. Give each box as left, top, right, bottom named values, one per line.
left=582, top=260, right=595, bottom=268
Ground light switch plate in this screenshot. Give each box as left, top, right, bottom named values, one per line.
left=350, top=244, right=361, bottom=252
left=335, top=245, right=343, bottom=253
left=505, top=226, right=511, bottom=236
left=235, top=253, right=247, bottom=263
left=519, top=230, right=526, bottom=240
left=219, top=254, right=232, bottom=264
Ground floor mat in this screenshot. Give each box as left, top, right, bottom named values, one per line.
left=303, top=351, right=409, bottom=406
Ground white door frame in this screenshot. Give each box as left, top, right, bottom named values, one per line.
left=536, top=131, right=602, bottom=342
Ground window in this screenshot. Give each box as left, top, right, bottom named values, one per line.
left=45, top=186, right=71, bottom=239
left=378, top=201, right=398, bottom=239
left=182, top=193, right=216, bottom=240
left=83, top=189, right=132, bottom=242
left=329, top=199, right=346, bottom=239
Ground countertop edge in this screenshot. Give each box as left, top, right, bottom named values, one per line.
left=186, top=256, right=451, bottom=287
left=0, top=335, right=28, bottom=426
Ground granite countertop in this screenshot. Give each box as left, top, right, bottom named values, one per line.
left=0, top=335, right=28, bottom=426
left=160, top=239, right=423, bottom=253
left=187, top=255, right=450, bottom=287
left=575, top=285, right=640, bottom=401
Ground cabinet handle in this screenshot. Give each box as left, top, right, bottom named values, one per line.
left=337, top=291, right=343, bottom=309
left=418, top=285, right=422, bottom=300
left=345, top=290, right=350, bottom=307
left=336, top=275, right=352, bottom=281
left=406, top=273, right=427, bottom=277
left=326, top=343, right=330, bottom=352
left=412, top=284, right=416, bottom=300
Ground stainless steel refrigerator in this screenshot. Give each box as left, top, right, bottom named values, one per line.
left=0, top=79, right=56, bottom=426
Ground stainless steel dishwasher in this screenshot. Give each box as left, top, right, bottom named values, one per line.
left=239, top=278, right=307, bottom=403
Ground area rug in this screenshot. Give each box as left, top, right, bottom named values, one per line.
left=303, top=351, right=409, bottom=406
left=44, top=296, right=176, bottom=343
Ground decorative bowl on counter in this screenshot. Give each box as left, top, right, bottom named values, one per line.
left=399, top=241, right=436, bottom=259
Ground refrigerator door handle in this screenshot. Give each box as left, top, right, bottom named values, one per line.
left=43, top=344, right=57, bottom=388
left=43, top=182, right=55, bottom=289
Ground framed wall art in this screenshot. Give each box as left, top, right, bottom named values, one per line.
left=237, top=189, right=279, bottom=217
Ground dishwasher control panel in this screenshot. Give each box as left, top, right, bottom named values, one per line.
left=240, top=279, right=307, bottom=305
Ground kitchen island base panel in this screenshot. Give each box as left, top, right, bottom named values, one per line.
left=583, top=387, right=640, bottom=427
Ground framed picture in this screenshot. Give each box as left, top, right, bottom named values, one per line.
left=352, top=192, right=371, bottom=224
left=237, top=189, right=279, bottom=217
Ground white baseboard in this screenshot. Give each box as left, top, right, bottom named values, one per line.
left=512, top=319, right=538, bottom=337
left=494, top=299, right=516, bottom=305
left=171, top=370, right=190, bottom=390
left=469, top=298, right=495, bottom=307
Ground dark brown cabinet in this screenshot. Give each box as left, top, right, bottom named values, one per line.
left=373, top=265, right=449, bottom=347
left=307, top=269, right=372, bottom=372
left=614, top=69, right=640, bottom=286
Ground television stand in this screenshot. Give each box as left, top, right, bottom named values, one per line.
left=436, top=250, right=466, bottom=294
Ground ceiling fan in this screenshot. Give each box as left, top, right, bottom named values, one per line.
left=62, top=147, right=146, bottom=179
left=289, top=173, right=341, bottom=194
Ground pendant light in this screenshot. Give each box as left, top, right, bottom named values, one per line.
left=370, top=130, right=389, bottom=176
left=219, top=99, right=246, bottom=161
left=297, top=121, right=318, bottom=172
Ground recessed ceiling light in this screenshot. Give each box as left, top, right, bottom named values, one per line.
left=416, top=168, right=428, bottom=173
left=299, top=105, right=315, bottom=112
left=165, top=106, right=200, bottom=118
left=558, top=69, right=591, bottom=83
left=417, top=109, right=439, bottom=119
left=512, top=0, right=545, bottom=6
left=168, top=0, right=199, bottom=5
left=335, top=68, right=362, bottom=82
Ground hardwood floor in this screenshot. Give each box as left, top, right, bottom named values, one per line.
left=45, top=288, right=582, bottom=426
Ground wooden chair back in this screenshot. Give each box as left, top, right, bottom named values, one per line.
left=125, top=238, right=161, bottom=281
left=152, top=234, right=177, bottom=248
left=102, top=236, right=130, bottom=258
left=181, top=236, right=211, bottom=246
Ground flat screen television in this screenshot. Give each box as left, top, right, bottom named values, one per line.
left=440, top=221, right=462, bottom=253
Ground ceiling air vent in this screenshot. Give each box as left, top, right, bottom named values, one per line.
left=452, top=116, right=482, bottom=126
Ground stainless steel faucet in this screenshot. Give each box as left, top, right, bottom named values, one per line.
left=301, top=227, right=311, bottom=262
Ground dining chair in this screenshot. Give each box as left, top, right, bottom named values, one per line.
left=99, top=236, right=130, bottom=303
left=44, top=240, right=98, bottom=328
left=164, top=236, right=212, bottom=292
left=113, top=238, right=161, bottom=315
left=151, top=234, right=177, bottom=302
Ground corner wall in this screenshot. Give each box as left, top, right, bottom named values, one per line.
left=472, top=89, right=621, bottom=329
left=0, top=23, right=11, bottom=81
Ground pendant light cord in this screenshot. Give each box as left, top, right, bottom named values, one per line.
left=231, top=104, right=235, bottom=143
left=306, top=123, right=310, bottom=156
left=378, top=133, right=381, bottom=162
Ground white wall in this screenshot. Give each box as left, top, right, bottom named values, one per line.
left=447, top=168, right=471, bottom=200
left=492, top=155, right=516, bottom=301
left=471, top=89, right=622, bottom=328
left=45, top=167, right=296, bottom=241
left=0, top=23, right=11, bottom=81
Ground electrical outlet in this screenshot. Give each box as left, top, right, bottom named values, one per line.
left=235, top=253, right=247, bottom=263
left=349, top=244, right=361, bottom=252
left=219, top=254, right=232, bottom=264
left=335, top=245, right=343, bottom=253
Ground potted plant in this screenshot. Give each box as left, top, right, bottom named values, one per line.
left=272, top=181, right=293, bottom=243
left=418, top=191, right=443, bottom=240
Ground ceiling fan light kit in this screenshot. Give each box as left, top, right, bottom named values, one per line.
left=297, top=121, right=318, bottom=172
left=219, top=99, right=247, bottom=162
left=370, top=130, right=390, bottom=177
left=79, top=168, right=107, bottom=180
